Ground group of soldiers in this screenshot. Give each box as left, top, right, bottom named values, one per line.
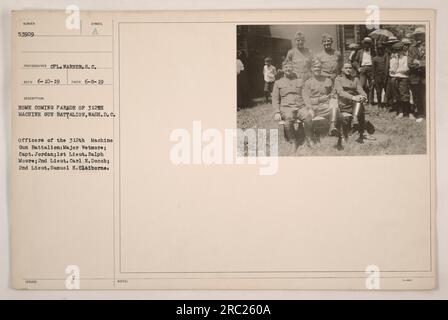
left=268, top=28, right=426, bottom=151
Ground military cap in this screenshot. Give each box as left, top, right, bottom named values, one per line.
left=321, top=33, right=333, bottom=42
left=311, top=58, right=322, bottom=67
left=294, top=31, right=306, bottom=40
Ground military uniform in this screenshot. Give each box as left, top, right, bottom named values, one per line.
left=285, top=47, right=313, bottom=81
left=272, top=75, right=313, bottom=145
left=334, top=75, right=366, bottom=113
left=302, top=75, right=334, bottom=118
left=302, top=74, right=342, bottom=140
left=334, top=74, right=369, bottom=140
left=315, top=49, right=342, bottom=81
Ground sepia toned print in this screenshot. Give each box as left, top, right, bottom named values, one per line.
left=237, top=24, right=427, bottom=156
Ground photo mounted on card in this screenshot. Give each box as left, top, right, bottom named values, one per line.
left=11, top=9, right=435, bottom=290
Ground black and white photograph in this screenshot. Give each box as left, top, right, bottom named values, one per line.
left=237, top=24, right=427, bottom=156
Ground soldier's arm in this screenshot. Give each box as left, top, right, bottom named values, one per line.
left=304, top=50, right=314, bottom=80
left=334, top=78, right=353, bottom=100
left=355, top=77, right=367, bottom=98
left=325, top=78, right=335, bottom=97
left=272, top=81, right=281, bottom=113
left=336, top=51, right=342, bottom=75
left=302, top=81, right=314, bottom=108
left=300, top=81, right=313, bottom=116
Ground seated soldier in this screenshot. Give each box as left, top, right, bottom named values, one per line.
left=334, top=62, right=375, bottom=143
left=302, top=59, right=343, bottom=147
left=273, top=61, right=314, bottom=150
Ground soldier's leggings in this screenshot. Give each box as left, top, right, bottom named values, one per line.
left=329, top=101, right=343, bottom=137
left=352, top=102, right=366, bottom=135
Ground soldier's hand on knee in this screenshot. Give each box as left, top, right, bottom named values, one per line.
left=318, top=94, right=330, bottom=103
left=352, top=95, right=362, bottom=102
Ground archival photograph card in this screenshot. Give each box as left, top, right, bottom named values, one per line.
left=10, top=9, right=436, bottom=290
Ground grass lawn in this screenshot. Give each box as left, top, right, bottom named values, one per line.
left=237, top=101, right=427, bottom=157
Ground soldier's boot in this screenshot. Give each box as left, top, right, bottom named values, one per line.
left=328, top=106, right=340, bottom=137
left=336, top=136, right=344, bottom=150
left=303, top=121, right=315, bottom=148
left=278, top=121, right=287, bottom=142
left=335, top=119, right=345, bottom=150
left=365, top=120, right=375, bottom=135
left=355, top=135, right=364, bottom=144
left=351, top=102, right=362, bottom=132
left=358, top=106, right=370, bottom=141
left=341, top=120, right=350, bottom=143
left=292, top=121, right=302, bottom=149
left=284, top=122, right=298, bottom=149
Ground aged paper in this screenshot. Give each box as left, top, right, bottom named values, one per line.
left=11, top=9, right=436, bottom=289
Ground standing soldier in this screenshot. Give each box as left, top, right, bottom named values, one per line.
left=315, top=33, right=342, bottom=82
left=334, top=62, right=376, bottom=143
left=285, top=31, right=313, bottom=81
left=352, top=37, right=376, bottom=105
left=408, top=27, right=426, bottom=123
left=272, top=61, right=314, bottom=150
left=302, top=59, right=343, bottom=148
